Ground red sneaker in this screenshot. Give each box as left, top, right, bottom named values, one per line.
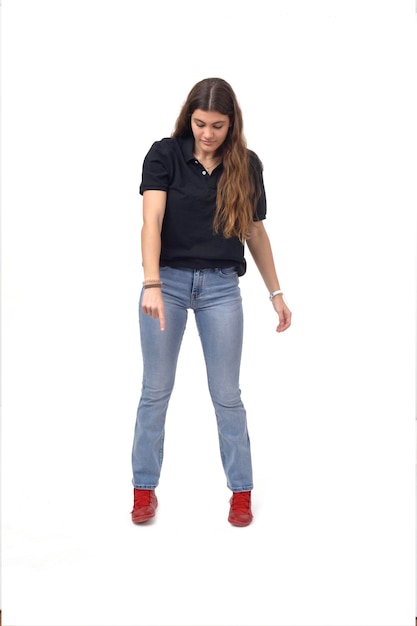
left=131, top=488, right=158, bottom=524
left=228, top=491, right=253, bottom=526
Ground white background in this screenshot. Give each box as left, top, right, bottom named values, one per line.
left=1, top=1, right=416, bottom=625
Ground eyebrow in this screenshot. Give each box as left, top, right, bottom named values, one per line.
left=193, top=117, right=226, bottom=125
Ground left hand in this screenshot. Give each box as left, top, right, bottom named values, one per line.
left=272, top=296, right=292, bottom=333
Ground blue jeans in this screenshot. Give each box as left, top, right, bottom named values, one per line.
left=131, top=267, right=253, bottom=492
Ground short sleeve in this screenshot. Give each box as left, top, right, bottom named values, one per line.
left=249, top=151, right=267, bottom=221
left=139, top=140, right=172, bottom=195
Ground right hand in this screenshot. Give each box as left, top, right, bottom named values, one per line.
left=141, top=288, right=165, bottom=331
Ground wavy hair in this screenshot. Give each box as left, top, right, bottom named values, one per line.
left=172, top=78, right=261, bottom=242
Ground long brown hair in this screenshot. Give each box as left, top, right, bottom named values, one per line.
left=172, top=78, right=261, bottom=242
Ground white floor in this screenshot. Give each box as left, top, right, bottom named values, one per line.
left=2, top=412, right=415, bottom=626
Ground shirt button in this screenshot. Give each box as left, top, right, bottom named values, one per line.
left=202, top=171, right=207, bottom=175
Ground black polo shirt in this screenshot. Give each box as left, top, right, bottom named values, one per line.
left=139, top=136, right=267, bottom=276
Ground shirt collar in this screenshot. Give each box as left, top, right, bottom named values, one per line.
left=180, top=136, right=196, bottom=163
left=180, top=135, right=224, bottom=175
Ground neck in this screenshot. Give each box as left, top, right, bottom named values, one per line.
left=194, top=151, right=217, bottom=161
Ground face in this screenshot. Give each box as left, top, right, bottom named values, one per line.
left=191, top=109, right=230, bottom=156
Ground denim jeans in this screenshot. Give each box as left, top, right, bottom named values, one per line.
left=131, top=266, right=253, bottom=492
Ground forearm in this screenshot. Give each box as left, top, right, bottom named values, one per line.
left=246, top=231, right=281, bottom=294
left=141, top=222, right=162, bottom=281
left=247, top=225, right=291, bottom=332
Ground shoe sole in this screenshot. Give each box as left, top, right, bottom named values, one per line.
left=131, top=507, right=158, bottom=524
left=132, top=514, right=156, bottom=524
left=228, top=517, right=253, bottom=527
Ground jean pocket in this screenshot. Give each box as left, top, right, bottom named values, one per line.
left=218, top=267, right=238, bottom=278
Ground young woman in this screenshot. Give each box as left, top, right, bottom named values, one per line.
left=131, top=77, right=291, bottom=526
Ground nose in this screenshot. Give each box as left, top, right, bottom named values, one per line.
left=203, top=127, right=214, bottom=139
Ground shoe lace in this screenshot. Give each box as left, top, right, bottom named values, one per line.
left=231, top=491, right=251, bottom=513
left=134, top=489, right=152, bottom=506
